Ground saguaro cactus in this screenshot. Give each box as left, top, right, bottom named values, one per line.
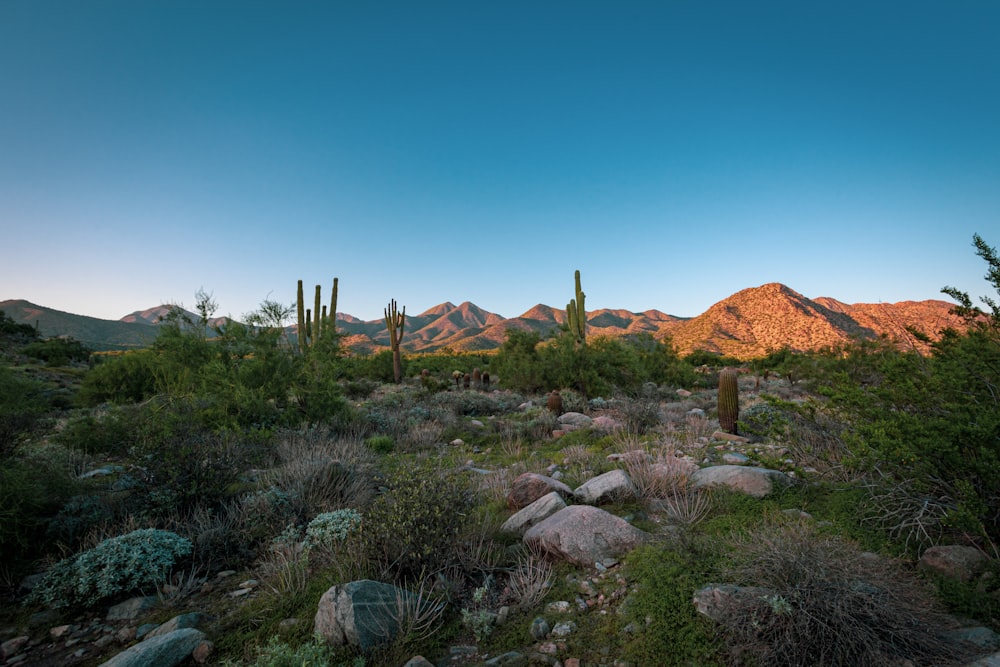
left=718, top=367, right=740, bottom=434
left=384, top=298, right=406, bottom=384
left=296, top=277, right=339, bottom=352
left=566, top=269, right=586, bottom=347
left=297, top=280, right=307, bottom=353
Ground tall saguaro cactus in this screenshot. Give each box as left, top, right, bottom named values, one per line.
left=295, top=277, right=339, bottom=353
left=718, top=367, right=740, bottom=434
left=566, top=269, right=587, bottom=347
left=384, top=298, right=406, bottom=384
left=297, top=280, right=307, bottom=353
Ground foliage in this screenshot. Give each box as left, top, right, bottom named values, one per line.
left=0, top=365, right=51, bottom=454
left=716, top=521, right=972, bottom=667
left=361, top=466, right=478, bottom=581
left=236, top=634, right=363, bottom=667
left=0, top=309, right=38, bottom=342
left=26, top=528, right=192, bottom=608
left=22, top=336, right=90, bottom=365
left=304, top=508, right=362, bottom=549
left=619, top=544, right=722, bottom=665
left=0, top=457, right=77, bottom=573
left=364, top=434, right=395, bottom=454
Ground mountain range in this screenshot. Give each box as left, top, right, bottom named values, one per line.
left=0, top=283, right=965, bottom=359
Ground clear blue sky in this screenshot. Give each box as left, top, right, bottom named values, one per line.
left=2, top=1, right=997, bottom=322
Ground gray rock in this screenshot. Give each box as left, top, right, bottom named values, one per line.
left=948, top=625, right=1000, bottom=651
left=965, top=651, right=1000, bottom=667
left=146, top=613, right=213, bottom=639
left=919, top=545, right=989, bottom=582
left=721, top=452, right=749, bottom=465
left=507, top=472, right=574, bottom=510
left=315, top=579, right=427, bottom=651
left=524, top=505, right=650, bottom=567
left=690, top=465, right=792, bottom=498
left=558, top=412, right=592, bottom=430
left=484, top=651, right=528, bottom=666
left=98, top=628, right=206, bottom=667
left=574, top=469, right=637, bottom=505
left=501, top=492, right=567, bottom=536
left=106, top=596, right=159, bottom=621
left=401, top=657, right=435, bottom=667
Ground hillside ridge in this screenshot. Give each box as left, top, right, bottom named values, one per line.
left=0, top=284, right=965, bottom=358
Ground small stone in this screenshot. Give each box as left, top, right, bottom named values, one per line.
left=192, top=640, right=214, bottom=664
left=1, top=636, right=29, bottom=659
left=545, top=601, right=571, bottom=614
left=530, top=617, right=550, bottom=640
left=49, top=625, right=73, bottom=639
left=229, top=587, right=252, bottom=597
left=451, top=438, right=465, bottom=446
left=238, top=579, right=258, bottom=589
left=676, top=389, right=692, bottom=397
left=551, top=621, right=576, bottom=637
left=215, top=570, right=236, bottom=579
left=115, top=627, right=136, bottom=643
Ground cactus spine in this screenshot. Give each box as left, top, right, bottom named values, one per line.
left=566, top=269, right=586, bottom=347
left=297, top=280, right=307, bottom=353
left=384, top=298, right=406, bottom=384
left=718, top=367, right=740, bottom=434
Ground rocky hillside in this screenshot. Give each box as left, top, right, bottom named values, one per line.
left=0, top=284, right=965, bottom=358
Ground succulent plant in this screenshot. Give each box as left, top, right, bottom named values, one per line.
left=718, top=367, right=740, bottom=434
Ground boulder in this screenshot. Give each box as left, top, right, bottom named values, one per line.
left=146, top=613, right=214, bottom=639
left=98, top=628, right=206, bottom=667
left=507, top=473, right=574, bottom=510
left=573, top=469, right=637, bottom=505
left=315, top=579, right=426, bottom=651
left=501, top=492, right=567, bottom=536
left=523, top=505, right=650, bottom=567
left=690, top=465, right=792, bottom=498
left=919, top=545, right=989, bottom=582
left=557, top=412, right=592, bottom=430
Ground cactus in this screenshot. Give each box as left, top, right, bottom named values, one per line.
left=566, top=269, right=586, bottom=347
left=384, top=298, right=406, bottom=384
left=546, top=390, right=563, bottom=415
left=313, top=285, right=322, bottom=342
left=295, top=277, right=339, bottom=352
left=718, top=367, right=740, bottom=434
left=297, top=280, right=307, bottom=353
left=472, top=367, right=482, bottom=389
left=329, top=277, right=338, bottom=334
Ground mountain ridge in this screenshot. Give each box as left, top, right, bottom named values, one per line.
left=0, top=283, right=966, bottom=358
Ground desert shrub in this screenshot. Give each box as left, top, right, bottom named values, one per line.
left=426, top=389, right=525, bottom=418
left=364, top=435, right=395, bottom=454
left=0, top=365, right=51, bottom=454
left=716, top=521, right=972, bottom=667
left=361, top=466, right=477, bottom=581
left=613, top=395, right=662, bottom=435
left=491, top=330, right=545, bottom=393
left=77, top=350, right=158, bottom=405
left=266, top=428, right=375, bottom=517
left=0, top=458, right=77, bottom=574
left=27, top=528, right=192, bottom=608
left=53, top=407, right=134, bottom=456
left=304, top=508, right=362, bottom=550
left=46, top=494, right=114, bottom=551
left=22, top=336, right=90, bottom=365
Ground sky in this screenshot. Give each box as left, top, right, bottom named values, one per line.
left=1, top=1, right=998, bottom=323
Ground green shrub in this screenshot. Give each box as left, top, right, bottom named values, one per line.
left=27, top=528, right=192, bottom=608
left=364, top=435, right=395, bottom=454
left=237, top=635, right=363, bottom=667
left=22, top=337, right=90, bottom=365
left=0, top=365, right=51, bottom=454
left=361, top=466, right=477, bottom=581
left=0, top=459, right=74, bottom=572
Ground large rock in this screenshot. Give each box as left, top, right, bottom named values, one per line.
left=689, top=465, right=792, bottom=498
left=557, top=412, right=592, bottom=430
left=919, top=545, right=990, bottom=582
left=501, top=492, right=567, bottom=536
left=523, top=505, right=650, bottom=567
left=315, top=579, right=424, bottom=651
left=507, top=473, right=574, bottom=510
left=573, top=469, right=637, bottom=505
left=99, top=628, right=206, bottom=667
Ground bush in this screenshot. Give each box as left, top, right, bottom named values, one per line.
left=361, top=466, right=477, bottom=581
left=364, top=435, right=395, bottom=454
left=27, top=528, right=192, bottom=608
left=716, top=521, right=972, bottom=667
left=304, top=508, right=362, bottom=549
left=22, top=337, right=90, bottom=365
left=0, top=365, right=51, bottom=454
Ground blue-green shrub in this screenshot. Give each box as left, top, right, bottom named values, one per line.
left=27, top=528, right=192, bottom=608
left=305, top=509, right=362, bottom=549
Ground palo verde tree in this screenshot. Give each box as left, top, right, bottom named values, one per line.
left=384, top=298, right=406, bottom=384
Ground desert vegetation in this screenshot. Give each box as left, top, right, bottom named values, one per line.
left=1, top=241, right=999, bottom=666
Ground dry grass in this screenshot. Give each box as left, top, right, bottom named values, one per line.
left=718, top=521, right=974, bottom=667
left=505, top=545, right=553, bottom=609
left=258, top=540, right=310, bottom=596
